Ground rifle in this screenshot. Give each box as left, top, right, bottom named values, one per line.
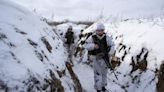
left=103, top=53, right=118, bottom=80
left=93, top=36, right=118, bottom=80
left=74, top=32, right=93, bottom=56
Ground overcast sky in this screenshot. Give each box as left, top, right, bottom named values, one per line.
left=11, top=0, right=164, bottom=21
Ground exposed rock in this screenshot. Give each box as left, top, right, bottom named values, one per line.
left=57, top=69, right=66, bottom=78
left=0, top=80, right=7, bottom=92
left=66, top=62, right=83, bottom=92
left=111, top=56, right=121, bottom=68
left=157, top=61, right=164, bottom=92
left=130, top=48, right=148, bottom=73
left=49, top=70, right=64, bottom=92
left=27, top=39, right=38, bottom=48
left=41, top=37, right=52, bottom=53
left=0, top=32, right=7, bottom=40
left=14, top=27, right=27, bottom=35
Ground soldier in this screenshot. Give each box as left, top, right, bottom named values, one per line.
left=65, top=25, right=76, bottom=59
left=85, top=23, right=115, bottom=92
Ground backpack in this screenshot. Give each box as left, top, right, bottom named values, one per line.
left=65, top=31, right=74, bottom=44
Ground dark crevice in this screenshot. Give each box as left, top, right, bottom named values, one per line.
left=41, top=50, right=49, bottom=61
left=0, top=80, right=8, bottom=92
left=65, top=62, right=83, bottom=92
left=119, top=44, right=126, bottom=53
left=41, top=37, right=52, bottom=53
left=115, top=36, right=118, bottom=40
left=157, top=61, right=164, bottom=92
left=0, top=32, right=7, bottom=40
left=49, top=70, right=64, bottom=92
left=57, top=69, right=66, bottom=78
left=121, top=51, right=127, bottom=61
left=34, top=50, right=44, bottom=62
left=27, top=39, right=38, bottom=48
left=0, top=33, right=16, bottom=48
left=7, top=42, right=16, bottom=48
left=14, top=27, right=27, bottom=35
left=130, top=47, right=148, bottom=73
left=9, top=51, right=21, bottom=63
left=136, top=48, right=144, bottom=62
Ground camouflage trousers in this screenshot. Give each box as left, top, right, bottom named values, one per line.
left=90, top=55, right=108, bottom=90
left=65, top=44, right=75, bottom=59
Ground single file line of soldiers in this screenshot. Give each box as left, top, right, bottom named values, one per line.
left=64, top=23, right=118, bottom=92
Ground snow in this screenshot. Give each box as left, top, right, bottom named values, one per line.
left=73, top=64, right=95, bottom=92
left=106, top=19, right=164, bottom=67
left=107, top=20, right=164, bottom=92
left=0, top=0, right=74, bottom=91
left=1, top=0, right=164, bottom=92
left=52, top=17, right=164, bottom=92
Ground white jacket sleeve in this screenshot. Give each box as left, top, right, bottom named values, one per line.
left=84, top=36, right=95, bottom=51
left=106, top=35, right=115, bottom=56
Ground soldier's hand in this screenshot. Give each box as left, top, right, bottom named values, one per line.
left=94, top=44, right=99, bottom=49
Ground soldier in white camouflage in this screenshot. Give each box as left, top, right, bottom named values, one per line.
left=85, top=23, right=115, bottom=92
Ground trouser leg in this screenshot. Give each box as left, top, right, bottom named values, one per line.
left=93, top=58, right=108, bottom=90
left=101, top=64, right=108, bottom=87
left=93, top=58, right=102, bottom=90
left=99, top=59, right=108, bottom=87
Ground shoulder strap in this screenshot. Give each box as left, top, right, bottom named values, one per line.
left=92, top=34, right=107, bottom=44
left=92, top=35, right=97, bottom=43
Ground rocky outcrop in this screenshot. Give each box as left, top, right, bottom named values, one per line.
left=66, top=62, right=83, bottom=92
left=157, top=62, right=164, bottom=92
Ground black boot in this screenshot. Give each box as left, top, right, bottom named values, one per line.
left=102, top=86, right=106, bottom=92
left=97, top=90, right=101, bottom=92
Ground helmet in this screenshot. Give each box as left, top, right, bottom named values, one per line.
left=95, top=23, right=105, bottom=31
left=68, top=25, right=72, bottom=29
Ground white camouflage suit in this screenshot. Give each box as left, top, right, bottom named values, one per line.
left=85, top=33, right=115, bottom=90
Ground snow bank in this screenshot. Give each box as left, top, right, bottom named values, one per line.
left=74, top=18, right=164, bottom=92
left=0, top=0, right=74, bottom=91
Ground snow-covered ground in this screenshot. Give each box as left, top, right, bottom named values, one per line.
left=0, top=0, right=76, bottom=92
left=105, top=18, right=164, bottom=91
left=1, top=0, right=164, bottom=92
left=44, top=15, right=164, bottom=92
left=69, top=18, right=164, bottom=92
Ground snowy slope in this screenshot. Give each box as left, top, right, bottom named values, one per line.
left=1, top=0, right=164, bottom=92
left=104, top=18, right=164, bottom=92
left=71, top=18, right=164, bottom=92
left=0, top=0, right=76, bottom=92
